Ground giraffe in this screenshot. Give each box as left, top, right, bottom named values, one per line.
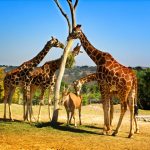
left=73, top=73, right=97, bottom=96
left=3, top=36, right=64, bottom=121
left=73, top=73, right=114, bottom=126
left=24, top=43, right=82, bottom=122
left=68, top=25, right=139, bottom=138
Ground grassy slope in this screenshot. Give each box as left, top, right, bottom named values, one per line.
left=0, top=104, right=150, bottom=150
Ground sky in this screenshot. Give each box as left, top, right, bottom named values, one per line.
left=0, top=0, right=150, bottom=67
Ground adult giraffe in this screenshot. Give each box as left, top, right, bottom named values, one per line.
left=25, top=43, right=82, bottom=122
left=68, top=25, right=139, bottom=138
left=3, top=37, right=64, bottom=121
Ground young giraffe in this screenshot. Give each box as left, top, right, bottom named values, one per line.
left=3, top=37, right=64, bottom=121
left=68, top=25, right=139, bottom=138
left=73, top=73, right=114, bottom=126
left=25, top=43, right=82, bottom=122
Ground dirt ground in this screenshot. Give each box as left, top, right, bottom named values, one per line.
left=0, top=104, right=150, bottom=150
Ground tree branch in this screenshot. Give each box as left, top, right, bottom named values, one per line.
left=74, top=0, right=79, bottom=10
left=54, top=0, right=71, bottom=34
left=67, top=0, right=77, bottom=28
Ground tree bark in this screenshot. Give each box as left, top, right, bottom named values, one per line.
left=52, top=39, right=73, bottom=123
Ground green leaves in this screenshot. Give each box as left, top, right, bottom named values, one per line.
left=65, top=51, right=75, bottom=68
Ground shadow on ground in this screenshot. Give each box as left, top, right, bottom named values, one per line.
left=35, top=121, right=103, bottom=135
left=0, top=118, right=22, bottom=122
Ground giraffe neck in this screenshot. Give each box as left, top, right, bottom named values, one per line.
left=20, top=43, right=53, bottom=70
left=77, top=73, right=97, bottom=85
left=79, top=32, right=103, bottom=65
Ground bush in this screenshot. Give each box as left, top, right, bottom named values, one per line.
left=82, top=94, right=88, bottom=106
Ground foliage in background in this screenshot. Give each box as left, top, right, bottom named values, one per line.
left=136, top=68, right=150, bottom=110
left=0, top=68, right=5, bottom=103
left=0, top=66, right=150, bottom=110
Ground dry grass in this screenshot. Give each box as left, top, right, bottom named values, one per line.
left=0, top=103, right=150, bottom=150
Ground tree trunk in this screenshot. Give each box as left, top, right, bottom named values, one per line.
left=52, top=0, right=78, bottom=124
left=51, top=39, right=73, bottom=123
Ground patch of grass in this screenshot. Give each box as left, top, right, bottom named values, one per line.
left=0, top=104, right=150, bottom=150
left=139, top=109, right=150, bottom=115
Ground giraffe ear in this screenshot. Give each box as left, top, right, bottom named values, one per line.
left=51, top=36, right=54, bottom=40
left=76, top=24, right=82, bottom=28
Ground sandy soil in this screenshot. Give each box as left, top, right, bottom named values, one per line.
left=0, top=104, right=150, bottom=150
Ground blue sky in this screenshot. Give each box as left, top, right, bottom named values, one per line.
left=0, top=0, right=150, bottom=67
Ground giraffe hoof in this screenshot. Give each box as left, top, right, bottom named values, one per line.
left=101, top=130, right=107, bottom=135
left=74, top=124, right=77, bottom=128
left=135, top=129, right=140, bottom=134
left=112, top=131, right=117, bottom=136
left=10, top=118, right=14, bottom=122
left=105, top=130, right=112, bottom=136
left=128, top=134, right=134, bottom=138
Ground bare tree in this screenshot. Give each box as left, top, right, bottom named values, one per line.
left=52, top=0, right=79, bottom=123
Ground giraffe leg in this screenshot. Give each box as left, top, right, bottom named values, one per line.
left=23, top=88, right=27, bottom=121
left=127, top=89, right=139, bottom=138
left=8, top=87, right=15, bottom=121
left=134, top=116, right=139, bottom=134
left=23, top=100, right=26, bottom=121
left=48, top=88, right=52, bottom=121
left=127, top=95, right=139, bottom=138
left=48, top=102, right=51, bottom=121
left=102, top=100, right=107, bottom=133
left=99, top=85, right=111, bottom=135
left=127, top=102, right=134, bottom=138
left=66, top=110, right=70, bottom=126
left=112, top=102, right=127, bottom=136
left=72, top=110, right=77, bottom=127
left=3, top=87, right=10, bottom=120
left=37, top=89, right=45, bottom=122
left=79, top=107, right=82, bottom=125
left=110, top=97, right=114, bottom=127
left=23, top=86, right=30, bottom=121
left=25, top=101, right=33, bottom=122
left=102, top=99, right=111, bottom=135
left=69, top=111, right=73, bottom=125
left=29, top=86, right=36, bottom=122
left=25, top=85, right=32, bottom=122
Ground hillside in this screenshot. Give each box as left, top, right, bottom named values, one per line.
left=0, top=65, right=97, bottom=84
left=62, top=66, right=96, bottom=83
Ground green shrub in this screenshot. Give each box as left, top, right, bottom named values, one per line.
left=82, top=94, right=88, bottom=106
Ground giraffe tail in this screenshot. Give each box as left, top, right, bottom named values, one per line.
left=134, top=104, right=138, bottom=116
left=134, top=77, right=138, bottom=116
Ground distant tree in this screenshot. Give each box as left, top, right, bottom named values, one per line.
left=0, top=68, right=5, bottom=103
left=137, top=68, right=150, bottom=110
left=12, top=87, right=21, bottom=104
left=0, top=84, right=3, bottom=103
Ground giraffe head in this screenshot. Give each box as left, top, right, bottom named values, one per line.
left=47, top=36, right=64, bottom=49
left=68, top=25, right=82, bottom=40
left=72, top=43, right=83, bottom=56
left=61, top=86, right=70, bottom=104
left=73, top=80, right=82, bottom=96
